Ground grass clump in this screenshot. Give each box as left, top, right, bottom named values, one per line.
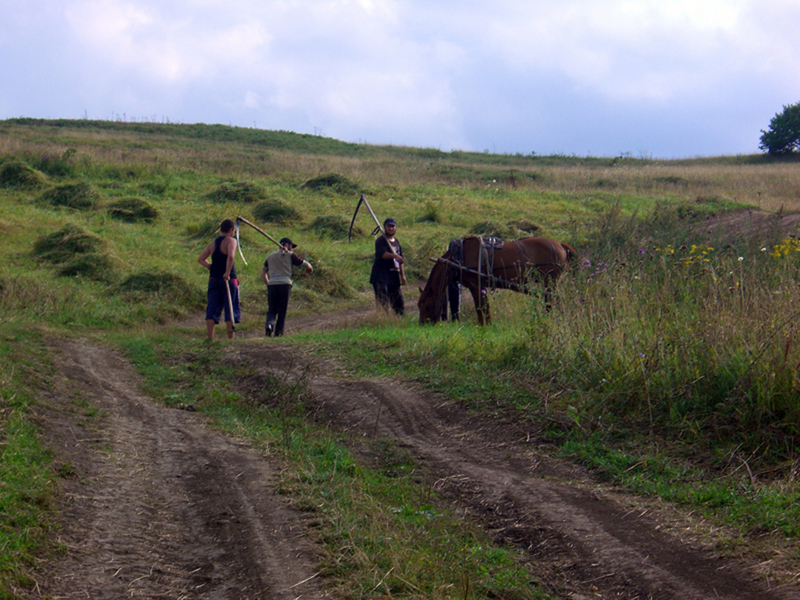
left=0, top=160, right=47, bottom=189
left=204, top=181, right=263, bottom=204
left=301, top=173, right=360, bottom=195
left=38, top=182, right=99, bottom=210
left=251, top=198, right=301, bottom=224
left=107, top=197, right=158, bottom=223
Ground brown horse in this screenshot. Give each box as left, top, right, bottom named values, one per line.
left=418, top=236, right=577, bottom=325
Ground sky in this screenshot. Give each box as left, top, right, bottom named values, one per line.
left=3, top=0, right=800, bottom=159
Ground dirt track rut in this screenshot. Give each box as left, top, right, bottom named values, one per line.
left=34, top=339, right=325, bottom=600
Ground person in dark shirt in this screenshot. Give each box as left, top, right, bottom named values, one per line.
left=197, top=219, right=239, bottom=340
left=369, top=217, right=406, bottom=316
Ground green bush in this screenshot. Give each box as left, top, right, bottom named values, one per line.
left=759, top=101, right=800, bottom=156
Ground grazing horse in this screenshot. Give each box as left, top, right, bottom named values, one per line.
left=418, top=236, right=577, bottom=325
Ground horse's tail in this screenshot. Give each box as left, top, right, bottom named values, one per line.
left=560, top=242, right=579, bottom=263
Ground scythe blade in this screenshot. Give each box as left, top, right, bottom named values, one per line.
left=348, top=193, right=384, bottom=243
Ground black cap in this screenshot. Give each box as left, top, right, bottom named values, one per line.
left=384, top=218, right=397, bottom=227
left=279, top=237, right=297, bottom=248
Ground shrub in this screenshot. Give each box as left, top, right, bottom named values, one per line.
left=252, top=199, right=300, bottom=224
left=0, top=160, right=47, bottom=189
left=759, top=101, right=800, bottom=156
left=38, top=182, right=98, bottom=210
left=204, top=181, right=263, bottom=204
left=301, top=173, right=360, bottom=195
left=107, top=197, right=158, bottom=223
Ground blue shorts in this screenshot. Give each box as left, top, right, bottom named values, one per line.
left=206, top=278, right=240, bottom=323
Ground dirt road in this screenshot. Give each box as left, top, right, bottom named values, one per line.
left=29, top=321, right=799, bottom=600
left=28, top=214, right=800, bottom=599
left=32, top=338, right=326, bottom=600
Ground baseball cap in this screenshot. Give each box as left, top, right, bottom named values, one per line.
left=279, top=237, right=298, bottom=248
left=384, top=218, right=397, bottom=227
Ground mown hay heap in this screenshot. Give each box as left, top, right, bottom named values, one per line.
left=0, top=160, right=47, bottom=189
left=305, top=215, right=354, bottom=240
left=301, top=173, right=360, bottom=195
left=204, top=181, right=263, bottom=204
left=107, top=197, right=159, bottom=223
left=32, top=224, right=115, bottom=281
left=118, top=270, right=202, bottom=306
left=39, top=182, right=99, bottom=210
left=251, top=199, right=300, bottom=224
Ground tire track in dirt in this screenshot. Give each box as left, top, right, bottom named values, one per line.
left=237, top=342, right=799, bottom=600
left=32, top=338, right=327, bottom=600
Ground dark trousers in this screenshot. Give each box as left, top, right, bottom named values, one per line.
left=373, top=282, right=404, bottom=316
left=266, top=284, right=292, bottom=336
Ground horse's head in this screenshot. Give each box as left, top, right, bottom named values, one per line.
left=418, top=259, right=448, bottom=324
left=418, top=285, right=439, bottom=324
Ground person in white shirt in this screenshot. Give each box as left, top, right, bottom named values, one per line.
left=261, top=237, right=313, bottom=337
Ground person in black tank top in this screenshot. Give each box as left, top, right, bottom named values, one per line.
left=197, top=219, right=240, bottom=340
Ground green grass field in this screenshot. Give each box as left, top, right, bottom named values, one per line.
left=1, top=118, right=799, bottom=597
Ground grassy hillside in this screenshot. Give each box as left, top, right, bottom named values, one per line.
left=1, top=118, right=799, bottom=597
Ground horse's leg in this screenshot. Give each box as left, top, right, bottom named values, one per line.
left=470, top=284, right=491, bottom=325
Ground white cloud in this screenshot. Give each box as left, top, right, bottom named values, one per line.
left=4, top=0, right=800, bottom=156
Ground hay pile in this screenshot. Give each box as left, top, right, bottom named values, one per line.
left=32, top=224, right=115, bottom=281
left=251, top=199, right=300, bottom=224
left=39, top=182, right=99, bottom=210
left=204, top=181, right=263, bottom=204
left=301, top=173, right=360, bottom=195
left=0, top=160, right=47, bottom=189
left=107, top=197, right=158, bottom=223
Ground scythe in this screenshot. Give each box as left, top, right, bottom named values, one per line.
left=235, top=216, right=295, bottom=267
left=348, top=193, right=383, bottom=242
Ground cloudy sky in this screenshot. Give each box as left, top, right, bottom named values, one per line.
left=3, top=0, right=799, bottom=158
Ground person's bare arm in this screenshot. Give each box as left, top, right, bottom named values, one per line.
left=198, top=241, right=214, bottom=270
